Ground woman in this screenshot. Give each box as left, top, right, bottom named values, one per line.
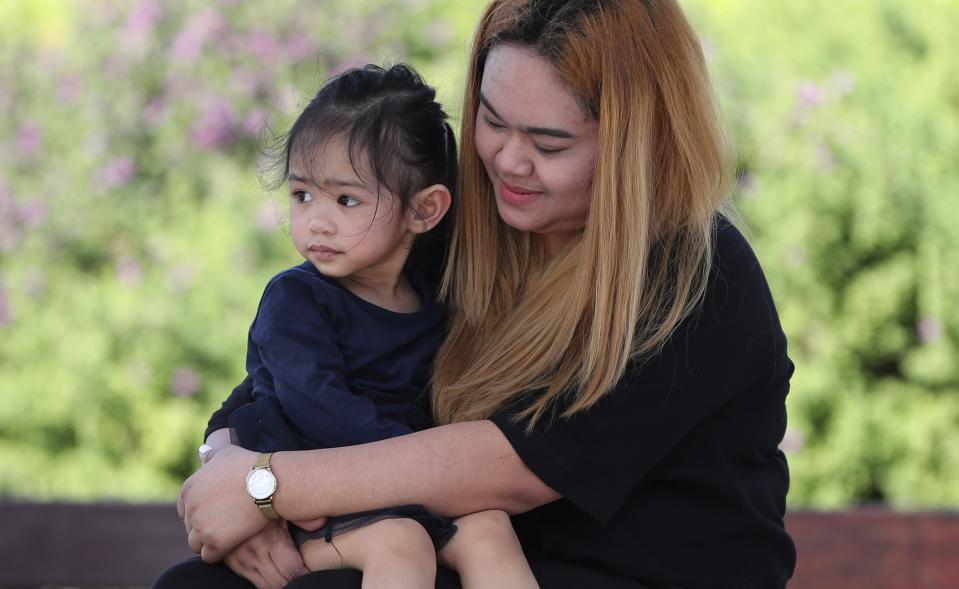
left=159, top=0, right=796, bottom=587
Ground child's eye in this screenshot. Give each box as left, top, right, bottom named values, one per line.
left=337, top=195, right=361, bottom=207
left=292, top=190, right=313, bottom=203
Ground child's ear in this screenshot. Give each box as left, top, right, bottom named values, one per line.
left=407, top=184, right=452, bottom=234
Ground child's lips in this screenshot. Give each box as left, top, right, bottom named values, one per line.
left=309, top=244, right=341, bottom=259
left=309, top=244, right=340, bottom=253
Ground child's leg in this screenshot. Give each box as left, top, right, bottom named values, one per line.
left=299, top=518, right=437, bottom=589
left=438, top=510, right=539, bottom=589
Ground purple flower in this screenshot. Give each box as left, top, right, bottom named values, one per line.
left=22, top=267, right=47, bottom=298
left=796, top=82, right=826, bottom=109
left=0, top=226, right=21, bottom=252
left=191, top=98, right=239, bottom=150
left=248, top=28, right=281, bottom=64
left=16, top=124, right=43, bottom=160
left=170, top=367, right=201, bottom=397
left=97, top=156, right=137, bottom=189
left=286, top=34, right=316, bottom=62
left=102, top=55, right=128, bottom=80
left=917, top=316, right=944, bottom=345
left=0, top=287, right=11, bottom=326
left=116, top=257, right=144, bottom=286
left=122, top=0, right=163, bottom=53
left=0, top=85, right=13, bottom=112
left=172, top=9, right=224, bottom=63
left=142, top=97, right=166, bottom=127
left=57, top=75, right=82, bottom=104
left=243, top=108, right=269, bottom=137
left=18, top=198, right=48, bottom=228
left=0, top=183, right=20, bottom=252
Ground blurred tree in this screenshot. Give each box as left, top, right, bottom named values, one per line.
left=0, top=0, right=956, bottom=507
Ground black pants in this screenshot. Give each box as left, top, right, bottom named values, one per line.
left=152, top=556, right=646, bottom=588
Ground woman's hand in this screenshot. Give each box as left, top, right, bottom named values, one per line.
left=223, top=520, right=310, bottom=589
left=178, top=445, right=270, bottom=562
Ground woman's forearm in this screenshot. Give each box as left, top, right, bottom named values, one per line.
left=271, top=420, right=560, bottom=521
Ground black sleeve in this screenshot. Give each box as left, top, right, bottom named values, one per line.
left=491, top=219, right=791, bottom=524
left=204, top=375, right=255, bottom=441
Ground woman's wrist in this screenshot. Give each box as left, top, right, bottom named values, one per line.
left=269, top=450, right=306, bottom=522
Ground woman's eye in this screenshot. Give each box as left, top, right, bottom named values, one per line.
left=337, top=195, right=360, bottom=207
left=484, top=117, right=505, bottom=129
left=534, top=145, right=565, bottom=155
left=292, top=190, right=313, bottom=203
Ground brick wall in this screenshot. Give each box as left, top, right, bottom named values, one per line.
left=787, top=509, right=959, bottom=589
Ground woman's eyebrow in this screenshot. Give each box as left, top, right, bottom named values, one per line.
left=479, top=92, right=575, bottom=139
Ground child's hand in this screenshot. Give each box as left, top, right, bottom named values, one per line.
left=224, top=520, right=308, bottom=589
left=290, top=516, right=329, bottom=532
left=199, top=428, right=233, bottom=465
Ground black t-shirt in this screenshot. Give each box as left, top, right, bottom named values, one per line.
left=207, top=217, right=795, bottom=588
left=491, top=218, right=795, bottom=588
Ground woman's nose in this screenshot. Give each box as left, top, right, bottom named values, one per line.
left=495, top=135, right=534, bottom=177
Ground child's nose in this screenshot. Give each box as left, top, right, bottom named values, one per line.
left=308, top=211, right=335, bottom=234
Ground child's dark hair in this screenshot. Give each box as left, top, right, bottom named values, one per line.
left=264, top=63, right=457, bottom=277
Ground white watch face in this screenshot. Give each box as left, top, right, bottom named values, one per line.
left=246, top=468, right=277, bottom=500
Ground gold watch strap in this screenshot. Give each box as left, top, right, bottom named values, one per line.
left=252, top=453, right=279, bottom=521
left=255, top=499, right=280, bottom=520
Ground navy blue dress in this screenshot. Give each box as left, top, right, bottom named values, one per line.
left=229, top=261, right=453, bottom=547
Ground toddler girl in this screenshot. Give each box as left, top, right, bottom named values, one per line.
left=219, top=64, right=538, bottom=589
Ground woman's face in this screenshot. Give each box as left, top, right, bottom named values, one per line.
left=475, top=44, right=598, bottom=253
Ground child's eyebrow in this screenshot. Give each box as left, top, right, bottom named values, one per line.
left=478, top=92, right=575, bottom=139
left=288, top=173, right=368, bottom=190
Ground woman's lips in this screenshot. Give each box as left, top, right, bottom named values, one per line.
left=499, top=181, right=543, bottom=206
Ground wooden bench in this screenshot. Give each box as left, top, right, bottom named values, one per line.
left=1, top=501, right=957, bottom=588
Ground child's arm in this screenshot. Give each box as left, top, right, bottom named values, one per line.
left=246, top=273, right=414, bottom=449
left=438, top=510, right=539, bottom=589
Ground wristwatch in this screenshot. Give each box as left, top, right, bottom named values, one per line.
left=245, top=453, right=279, bottom=521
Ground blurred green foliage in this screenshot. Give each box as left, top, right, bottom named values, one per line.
left=0, top=0, right=956, bottom=507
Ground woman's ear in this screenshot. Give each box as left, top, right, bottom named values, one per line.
left=407, top=184, right=452, bottom=234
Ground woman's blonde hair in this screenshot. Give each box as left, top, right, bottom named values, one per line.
left=431, top=0, right=731, bottom=429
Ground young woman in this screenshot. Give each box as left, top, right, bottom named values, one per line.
left=159, top=1, right=797, bottom=587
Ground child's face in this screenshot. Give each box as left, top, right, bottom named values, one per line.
left=287, top=134, right=414, bottom=282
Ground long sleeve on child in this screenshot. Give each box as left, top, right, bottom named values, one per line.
left=238, top=270, right=418, bottom=451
